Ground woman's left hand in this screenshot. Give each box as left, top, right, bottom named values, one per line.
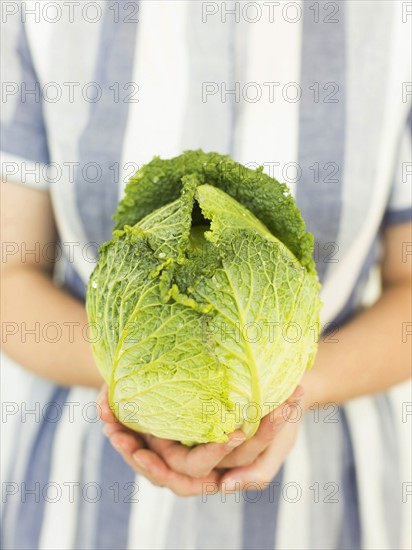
left=217, top=411, right=301, bottom=491
left=143, top=386, right=304, bottom=491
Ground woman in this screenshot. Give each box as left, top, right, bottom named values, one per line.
left=1, top=1, right=411, bottom=549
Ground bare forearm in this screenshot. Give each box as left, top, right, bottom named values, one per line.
left=1, top=265, right=102, bottom=388
left=303, top=283, right=411, bottom=409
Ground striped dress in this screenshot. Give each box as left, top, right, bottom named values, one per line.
left=1, top=1, right=411, bottom=549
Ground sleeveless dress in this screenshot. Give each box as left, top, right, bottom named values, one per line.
left=1, top=2, right=411, bottom=549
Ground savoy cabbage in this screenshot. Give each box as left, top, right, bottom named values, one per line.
left=86, top=151, right=321, bottom=445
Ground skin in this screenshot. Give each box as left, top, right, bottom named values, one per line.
left=1, top=180, right=411, bottom=495
left=1, top=181, right=102, bottom=387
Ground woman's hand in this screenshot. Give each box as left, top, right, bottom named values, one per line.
left=214, top=387, right=303, bottom=490
left=97, top=385, right=303, bottom=495
left=218, top=413, right=301, bottom=491
left=97, top=385, right=245, bottom=496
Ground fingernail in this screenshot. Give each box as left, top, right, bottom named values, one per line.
left=293, top=386, right=305, bottom=400
left=226, top=437, right=245, bottom=449
left=102, top=425, right=111, bottom=437
left=222, top=478, right=241, bottom=492
left=133, top=454, right=148, bottom=471
left=96, top=385, right=106, bottom=404
left=272, top=414, right=285, bottom=427
left=110, top=438, right=123, bottom=452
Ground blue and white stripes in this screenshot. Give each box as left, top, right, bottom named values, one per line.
left=1, top=0, right=411, bottom=548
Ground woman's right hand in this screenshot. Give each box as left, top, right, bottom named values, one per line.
left=97, top=385, right=245, bottom=496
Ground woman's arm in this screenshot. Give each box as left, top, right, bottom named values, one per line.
left=1, top=180, right=102, bottom=388
left=302, top=220, right=412, bottom=411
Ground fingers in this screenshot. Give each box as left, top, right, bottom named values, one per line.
left=103, top=420, right=138, bottom=440
left=96, top=385, right=117, bottom=423
left=102, top=408, right=148, bottom=454
left=218, top=386, right=304, bottom=469
left=145, top=430, right=246, bottom=478
left=100, top=385, right=303, bottom=495
left=108, top=432, right=220, bottom=497
left=217, top=415, right=277, bottom=468
left=110, top=430, right=146, bottom=456
left=104, top=425, right=222, bottom=496
left=130, top=449, right=220, bottom=497
left=219, top=421, right=299, bottom=492
left=99, top=392, right=224, bottom=496
left=220, top=447, right=280, bottom=493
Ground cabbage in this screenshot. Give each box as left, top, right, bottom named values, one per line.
left=86, top=151, right=321, bottom=445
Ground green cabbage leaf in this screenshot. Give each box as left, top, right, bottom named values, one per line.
left=86, top=151, right=321, bottom=445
